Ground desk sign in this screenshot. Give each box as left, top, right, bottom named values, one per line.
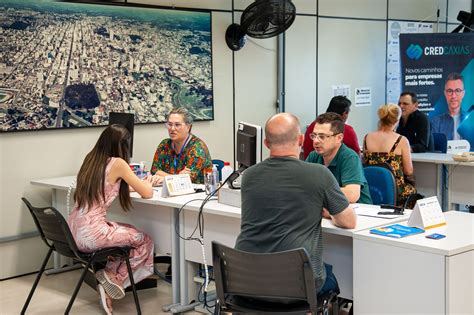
left=408, top=196, right=446, bottom=230
left=447, top=140, right=470, bottom=154
left=161, top=174, right=194, bottom=197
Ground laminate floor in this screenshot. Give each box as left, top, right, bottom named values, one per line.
left=0, top=269, right=201, bottom=314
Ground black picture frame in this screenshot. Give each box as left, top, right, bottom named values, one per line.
left=0, top=0, right=213, bottom=133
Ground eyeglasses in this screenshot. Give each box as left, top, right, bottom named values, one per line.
left=309, top=133, right=339, bottom=141
left=445, top=89, right=464, bottom=96
left=165, top=122, right=186, bottom=129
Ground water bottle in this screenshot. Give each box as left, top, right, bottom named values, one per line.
left=212, top=164, right=219, bottom=190
left=204, top=166, right=218, bottom=195
left=138, top=161, right=145, bottom=179
left=139, top=161, right=149, bottom=179
left=221, top=162, right=234, bottom=184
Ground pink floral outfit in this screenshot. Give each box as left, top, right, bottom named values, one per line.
left=68, top=157, right=154, bottom=288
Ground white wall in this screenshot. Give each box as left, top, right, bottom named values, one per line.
left=317, top=17, right=387, bottom=140
left=1, top=0, right=472, bottom=279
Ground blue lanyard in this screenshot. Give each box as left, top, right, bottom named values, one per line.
left=173, top=134, right=191, bottom=170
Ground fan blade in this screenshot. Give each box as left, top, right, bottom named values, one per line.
left=241, top=0, right=296, bottom=39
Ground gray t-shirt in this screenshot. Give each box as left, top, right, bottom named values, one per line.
left=235, top=157, right=349, bottom=292
left=453, top=114, right=461, bottom=140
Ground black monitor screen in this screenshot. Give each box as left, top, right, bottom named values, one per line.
left=109, top=112, right=134, bottom=158
left=236, top=122, right=262, bottom=169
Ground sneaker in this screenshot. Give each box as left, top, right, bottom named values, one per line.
left=97, top=284, right=113, bottom=315
left=96, top=269, right=125, bottom=300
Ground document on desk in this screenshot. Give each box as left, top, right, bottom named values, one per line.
left=352, top=204, right=401, bottom=219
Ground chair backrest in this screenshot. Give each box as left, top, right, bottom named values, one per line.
left=22, top=198, right=82, bottom=259
left=212, top=241, right=318, bottom=313
left=363, top=165, right=397, bottom=205
left=427, top=131, right=435, bottom=152
left=212, top=159, right=224, bottom=181
left=432, top=132, right=447, bottom=153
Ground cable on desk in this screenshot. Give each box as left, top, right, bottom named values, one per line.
left=173, top=171, right=240, bottom=307
left=446, top=161, right=462, bottom=181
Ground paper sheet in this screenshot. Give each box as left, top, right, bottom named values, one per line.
left=353, top=204, right=403, bottom=219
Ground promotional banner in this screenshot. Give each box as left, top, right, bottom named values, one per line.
left=386, top=21, right=433, bottom=104
left=400, top=33, right=474, bottom=147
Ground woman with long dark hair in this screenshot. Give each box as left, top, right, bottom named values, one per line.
left=68, top=124, right=154, bottom=314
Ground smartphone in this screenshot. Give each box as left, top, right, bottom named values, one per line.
left=425, top=233, right=446, bottom=240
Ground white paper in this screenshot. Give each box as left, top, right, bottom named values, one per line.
left=353, top=204, right=402, bottom=219
left=354, top=87, right=371, bottom=107
left=331, top=84, right=350, bottom=98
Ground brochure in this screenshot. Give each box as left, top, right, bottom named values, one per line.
left=370, top=224, right=424, bottom=238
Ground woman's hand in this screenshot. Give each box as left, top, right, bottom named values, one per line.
left=147, top=174, right=163, bottom=187
left=179, top=167, right=191, bottom=175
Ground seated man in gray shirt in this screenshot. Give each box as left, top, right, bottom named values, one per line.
left=235, top=113, right=356, bottom=296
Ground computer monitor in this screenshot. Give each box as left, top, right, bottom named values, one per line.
left=236, top=121, right=262, bottom=170
left=109, top=112, right=135, bottom=158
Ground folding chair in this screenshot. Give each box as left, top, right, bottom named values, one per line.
left=21, top=197, right=141, bottom=315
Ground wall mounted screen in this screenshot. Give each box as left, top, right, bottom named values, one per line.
left=0, top=0, right=213, bottom=132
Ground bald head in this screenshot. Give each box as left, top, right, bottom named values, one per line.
left=265, top=113, right=301, bottom=148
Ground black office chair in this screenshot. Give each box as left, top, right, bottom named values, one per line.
left=21, top=198, right=141, bottom=315
left=212, top=241, right=338, bottom=315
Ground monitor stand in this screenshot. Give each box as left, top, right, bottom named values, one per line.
left=230, top=174, right=242, bottom=189
left=228, top=166, right=247, bottom=189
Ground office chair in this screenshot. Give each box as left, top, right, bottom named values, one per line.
left=427, top=131, right=435, bottom=152
left=212, top=241, right=338, bottom=315
left=212, top=159, right=224, bottom=181
left=363, top=165, right=398, bottom=206
left=21, top=198, right=141, bottom=315
left=432, top=132, right=447, bottom=153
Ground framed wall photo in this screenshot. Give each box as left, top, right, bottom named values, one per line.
left=0, top=0, right=213, bottom=132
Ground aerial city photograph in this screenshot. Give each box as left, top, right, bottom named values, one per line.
left=0, top=0, right=213, bottom=132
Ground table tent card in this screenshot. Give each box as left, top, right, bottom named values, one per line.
left=161, top=174, right=195, bottom=197
left=447, top=139, right=470, bottom=154
left=408, top=196, right=446, bottom=230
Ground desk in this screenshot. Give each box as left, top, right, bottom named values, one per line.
left=31, top=176, right=236, bottom=312
left=31, top=176, right=185, bottom=307
left=353, top=211, right=474, bottom=314
left=31, top=177, right=412, bottom=311
left=412, top=153, right=474, bottom=209
left=181, top=201, right=412, bottom=301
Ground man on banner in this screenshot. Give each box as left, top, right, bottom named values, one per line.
left=396, top=91, right=431, bottom=152
left=431, top=72, right=467, bottom=140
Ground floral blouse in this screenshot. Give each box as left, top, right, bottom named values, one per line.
left=150, top=134, right=212, bottom=184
